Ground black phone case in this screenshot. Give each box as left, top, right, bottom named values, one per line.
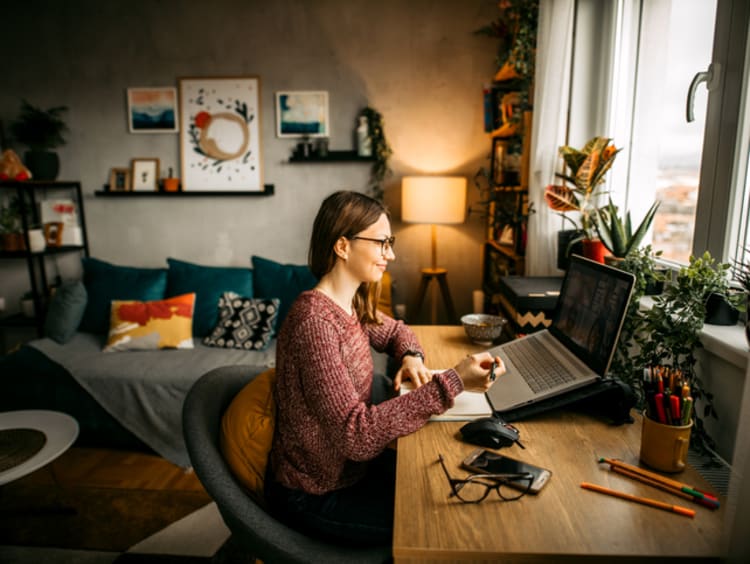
left=461, top=449, right=551, bottom=494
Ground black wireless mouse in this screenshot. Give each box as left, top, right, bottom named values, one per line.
left=459, top=416, right=524, bottom=449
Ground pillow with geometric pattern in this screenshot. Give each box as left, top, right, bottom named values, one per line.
left=203, top=292, right=279, bottom=351
left=103, top=293, right=195, bottom=352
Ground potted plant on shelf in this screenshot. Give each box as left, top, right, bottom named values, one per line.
left=731, top=250, right=750, bottom=346
left=0, top=196, right=24, bottom=251
left=544, top=136, right=621, bottom=264
left=358, top=106, right=392, bottom=202
left=9, top=99, right=69, bottom=180
left=594, top=197, right=660, bottom=264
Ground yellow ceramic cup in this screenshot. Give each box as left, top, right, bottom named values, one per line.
left=640, top=414, right=693, bottom=473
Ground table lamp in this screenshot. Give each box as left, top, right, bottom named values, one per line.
left=402, top=175, right=466, bottom=324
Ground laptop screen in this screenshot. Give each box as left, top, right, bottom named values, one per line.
left=549, top=255, right=635, bottom=376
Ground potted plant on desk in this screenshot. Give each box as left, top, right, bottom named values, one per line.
left=633, top=251, right=744, bottom=452
left=544, top=136, right=621, bottom=264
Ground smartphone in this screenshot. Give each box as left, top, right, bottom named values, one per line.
left=461, top=448, right=552, bottom=494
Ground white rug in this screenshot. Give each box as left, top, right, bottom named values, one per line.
left=126, top=501, right=231, bottom=556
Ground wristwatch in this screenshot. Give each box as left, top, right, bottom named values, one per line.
left=402, top=350, right=425, bottom=362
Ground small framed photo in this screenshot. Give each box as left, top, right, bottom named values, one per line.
left=275, top=91, right=329, bottom=138
left=127, top=87, right=179, bottom=133
left=109, top=167, right=131, bottom=191
left=131, top=158, right=160, bottom=191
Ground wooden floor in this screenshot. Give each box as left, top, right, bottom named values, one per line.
left=19, top=447, right=207, bottom=492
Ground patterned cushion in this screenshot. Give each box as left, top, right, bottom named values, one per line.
left=203, top=292, right=279, bottom=351
left=103, top=293, right=196, bottom=352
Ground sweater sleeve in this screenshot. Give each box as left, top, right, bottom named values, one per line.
left=366, top=313, right=425, bottom=362
left=295, top=317, right=462, bottom=462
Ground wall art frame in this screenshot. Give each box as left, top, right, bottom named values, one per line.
left=179, top=76, right=263, bottom=192
left=131, top=158, right=160, bottom=191
left=127, top=87, right=179, bottom=133
left=275, top=90, right=329, bottom=138
left=109, top=167, right=131, bottom=191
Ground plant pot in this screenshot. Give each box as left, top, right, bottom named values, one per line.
left=704, top=292, right=740, bottom=325
left=604, top=255, right=625, bottom=268
left=1, top=232, right=25, bottom=251
left=557, top=229, right=584, bottom=270
left=644, top=269, right=667, bottom=296
left=24, top=150, right=60, bottom=181
left=581, top=238, right=608, bottom=264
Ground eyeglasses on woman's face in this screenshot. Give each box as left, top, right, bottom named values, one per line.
left=349, top=235, right=396, bottom=256
left=437, top=454, right=533, bottom=503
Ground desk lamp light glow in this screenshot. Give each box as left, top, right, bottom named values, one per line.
left=402, top=175, right=466, bottom=324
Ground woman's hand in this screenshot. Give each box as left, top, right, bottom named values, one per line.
left=393, top=355, right=433, bottom=391
left=454, top=352, right=505, bottom=393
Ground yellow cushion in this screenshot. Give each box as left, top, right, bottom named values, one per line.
left=220, top=367, right=276, bottom=504
left=103, top=293, right=195, bottom=352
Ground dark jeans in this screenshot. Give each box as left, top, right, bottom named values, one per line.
left=265, top=449, right=396, bottom=547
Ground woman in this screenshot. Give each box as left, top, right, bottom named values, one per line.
left=265, top=190, right=503, bottom=546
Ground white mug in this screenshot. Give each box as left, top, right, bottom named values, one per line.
left=28, top=229, right=46, bottom=253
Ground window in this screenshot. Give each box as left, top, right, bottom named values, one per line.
left=571, top=0, right=749, bottom=266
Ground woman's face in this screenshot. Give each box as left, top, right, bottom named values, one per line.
left=345, top=212, right=395, bottom=283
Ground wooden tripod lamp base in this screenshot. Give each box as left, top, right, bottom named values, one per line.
left=414, top=267, right=457, bottom=325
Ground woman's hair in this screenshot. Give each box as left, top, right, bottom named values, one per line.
left=309, top=190, right=390, bottom=324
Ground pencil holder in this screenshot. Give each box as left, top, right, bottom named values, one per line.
left=639, top=414, right=692, bottom=473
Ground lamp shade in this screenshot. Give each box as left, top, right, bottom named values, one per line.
left=402, top=176, right=467, bottom=224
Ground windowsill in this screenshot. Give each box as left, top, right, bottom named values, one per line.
left=641, top=297, right=748, bottom=370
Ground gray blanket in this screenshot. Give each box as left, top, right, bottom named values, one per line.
left=30, top=333, right=276, bottom=468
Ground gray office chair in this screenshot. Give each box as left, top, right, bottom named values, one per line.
left=182, top=365, right=392, bottom=564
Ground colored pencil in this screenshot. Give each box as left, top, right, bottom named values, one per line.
left=580, top=482, right=695, bottom=518
left=609, top=466, right=720, bottom=509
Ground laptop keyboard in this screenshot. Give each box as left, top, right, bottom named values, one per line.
left=503, top=336, right=577, bottom=393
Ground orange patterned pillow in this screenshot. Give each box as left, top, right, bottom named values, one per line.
left=103, top=293, right=196, bottom=352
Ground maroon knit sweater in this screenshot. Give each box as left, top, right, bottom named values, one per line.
left=269, top=290, right=463, bottom=495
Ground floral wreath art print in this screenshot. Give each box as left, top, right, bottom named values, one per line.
left=179, top=77, right=263, bottom=191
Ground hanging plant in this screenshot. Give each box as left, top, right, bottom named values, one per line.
left=359, top=107, right=393, bottom=202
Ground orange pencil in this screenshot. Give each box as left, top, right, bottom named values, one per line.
left=580, top=482, right=695, bottom=518
left=609, top=466, right=719, bottom=509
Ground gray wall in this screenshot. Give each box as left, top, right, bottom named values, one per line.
left=1, top=0, right=498, bottom=325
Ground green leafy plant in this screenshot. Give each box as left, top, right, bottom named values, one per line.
left=0, top=196, right=22, bottom=234
left=544, top=136, right=621, bottom=240
left=634, top=251, right=744, bottom=451
left=608, top=245, right=665, bottom=404
left=10, top=99, right=69, bottom=151
left=595, top=198, right=660, bottom=258
left=359, top=107, right=392, bottom=202
left=475, top=0, right=539, bottom=80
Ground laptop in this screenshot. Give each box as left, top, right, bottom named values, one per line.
left=485, top=254, right=635, bottom=413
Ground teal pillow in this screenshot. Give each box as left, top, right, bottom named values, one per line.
left=79, top=257, right=167, bottom=335
left=44, top=281, right=87, bottom=344
left=251, top=256, right=317, bottom=331
left=166, top=258, right=253, bottom=337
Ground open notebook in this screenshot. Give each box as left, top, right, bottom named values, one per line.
left=399, top=371, right=492, bottom=421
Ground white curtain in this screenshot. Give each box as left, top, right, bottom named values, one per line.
left=525, top=0, right=576, bottom=276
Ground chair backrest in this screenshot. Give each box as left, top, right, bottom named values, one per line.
left=182, top=365, right=391, bottom=564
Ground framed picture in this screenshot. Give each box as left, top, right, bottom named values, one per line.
left=131, top=158, right=160, bottom=191
left=179, top=76, right=263, bottom=192
left=275, top=91, right=329, bottom=138
left=109, top=167, right=131, bottom=191
left=127, top=87, right=179, bottom=133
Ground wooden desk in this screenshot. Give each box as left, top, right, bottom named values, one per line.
left=394, top=326, right=725, bottom=563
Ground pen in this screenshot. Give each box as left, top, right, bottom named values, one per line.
left=489, top=360, right=498, bottom=382
left=580, top=482, right=695, bottom=518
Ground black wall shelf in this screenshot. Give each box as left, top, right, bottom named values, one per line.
left=95, top=184, right=275, bottom=197
left=289, top=150, right=374, bottom=163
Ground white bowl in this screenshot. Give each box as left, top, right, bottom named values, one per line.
left=461, top=314, right=507, bottom=345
